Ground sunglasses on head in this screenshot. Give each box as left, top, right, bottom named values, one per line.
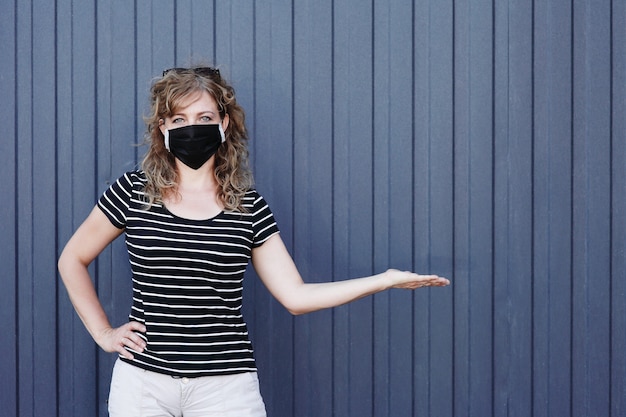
left=162, top=67, right=221, bottom=78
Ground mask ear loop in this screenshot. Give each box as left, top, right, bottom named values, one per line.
left=164, top=129, right=171, bottom=151
left=218, top=124, right=226, bottom=143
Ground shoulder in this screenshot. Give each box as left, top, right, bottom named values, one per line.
left=112, top=170, right=147, bottom=191
left=240, top=189, right=270, bottom=210
left=101, top=170, right=147, bottom=202
left=242, top=189, right=263, bottom=201
left=123, top=170, right=147, bottom=184
left=98, top=170, right=147, bottom=227
left=241, top=189, right=280, bottom=244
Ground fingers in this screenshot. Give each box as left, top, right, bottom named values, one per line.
left=419, top=275, right=450, bottom=287
left=128, top=320, right=147, bottom=334
left=116, top=338, right=136, bottom=360
left=120, top=323, right=147, bottom=359
left=100, top=322, right=147, bottom=360
left=406, top=276, right=450, bottom=289
left=387, top=269, right=450, bottom=289
left=395, top=278, right=449, bottom=289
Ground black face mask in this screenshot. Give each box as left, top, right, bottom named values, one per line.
left=164, top=124, right=225, bottom=170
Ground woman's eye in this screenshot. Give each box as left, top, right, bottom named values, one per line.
left=172, top=117, right=184, bottom=124
left=200, top=116, right=213, bottom=123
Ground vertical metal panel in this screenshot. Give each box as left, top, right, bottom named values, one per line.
left=533, top=0, right=574, bottom=416
left=611, top=2, right=626, bottom=417
left=174, top=0, right=215, bottom=63
left=454, top=0, right=494, bottom=416
left=31, top=1, right=58, bottom=416
left=413, top=0, right=455, bottom=416
left=2, top=0, right=625, bottom=416
left=0, top=0, right=18, bottom=416
left=495, top=0, right=534, bottom=416
left=292, top=1, right=334, bottom=416
left=572, top=1, right=613, bottom=417
left=15, top=0, right=35, bottom=415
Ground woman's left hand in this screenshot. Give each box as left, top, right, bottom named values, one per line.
left=384, top=269, right=450, bottom=289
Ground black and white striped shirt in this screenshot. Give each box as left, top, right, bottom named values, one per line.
left=97, top=171, right=279, bottom=377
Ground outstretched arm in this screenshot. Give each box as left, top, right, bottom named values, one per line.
left=58, top=206, right=146, bottom=359
left=251, top=234, right=449, bottom=315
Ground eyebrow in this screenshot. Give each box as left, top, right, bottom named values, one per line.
left=170, top=110, right=218, bottom=118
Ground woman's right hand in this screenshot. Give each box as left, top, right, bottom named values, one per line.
left=96, top=322, right=147, bottom=360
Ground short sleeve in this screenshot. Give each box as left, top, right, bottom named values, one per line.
left=250, top=192, right=280, bottom=247
left=97, top=171, right=138, bottom=229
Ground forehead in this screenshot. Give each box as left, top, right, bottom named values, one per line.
left=171, top=90, right=219, bottom=114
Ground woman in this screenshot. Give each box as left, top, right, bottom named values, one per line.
left=58, top=66, right=449, bottom=416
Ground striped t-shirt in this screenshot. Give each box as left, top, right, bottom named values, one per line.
left=97, top=171, right=279, bottom=377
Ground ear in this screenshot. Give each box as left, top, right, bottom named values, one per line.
left=221, top=114, right=230, bottom=133
left=158, top=119, right=166, bottom=135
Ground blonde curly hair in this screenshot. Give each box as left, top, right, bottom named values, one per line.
left=141, top=66, right=253, bottom=212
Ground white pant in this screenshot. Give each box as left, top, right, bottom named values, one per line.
left=108, top=359, right=267, bottom=417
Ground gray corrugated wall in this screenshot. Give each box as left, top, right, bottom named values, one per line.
left=1, top=0, right=624, bottom=416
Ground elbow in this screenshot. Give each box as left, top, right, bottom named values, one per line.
left=57, top=248, right=86, bottom=282
left=279, top=298, right=308, bottom=316
left=57, top=251, right=68, bottom=276
left=283, top=301, right=317, bottom=316
left=57, top=251, right=73, bottom=283
left=273, top=284, right=320, bottom=315
left=286, top=307, right=308, bottom=316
